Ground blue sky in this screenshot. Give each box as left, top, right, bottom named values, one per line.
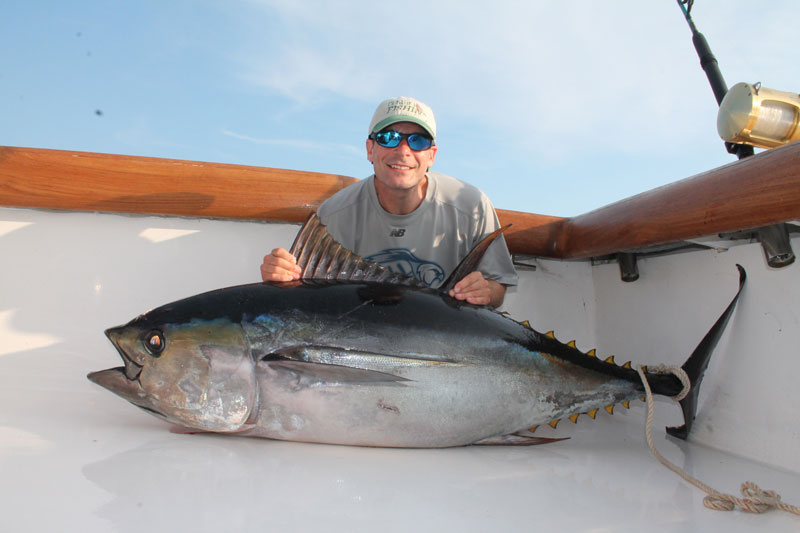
left=2, top=1, right=798, bottom=217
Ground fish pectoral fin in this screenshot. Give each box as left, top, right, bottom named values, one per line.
left=258, top=360, right=410, bottom=387
left=472, top=434, right=570, bottom=446
left=264, top=345, right=463, bottom=369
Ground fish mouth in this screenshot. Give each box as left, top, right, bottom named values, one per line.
left=89, top=326, right=167, bottom=420
left=104, top=326, right=143, bottom=380
left=86, top=367, right=166, bottom=420
left=87, top=367, right=148, bottom=405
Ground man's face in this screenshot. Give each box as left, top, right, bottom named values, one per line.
left=367, top=121, right=438, bottom=193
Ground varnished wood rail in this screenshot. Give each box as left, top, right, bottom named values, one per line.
left=551, top=141, right=800, bottom=258
left=2, top=143, right=799, bottom=258
left=0, top=147, right=358, bottom=223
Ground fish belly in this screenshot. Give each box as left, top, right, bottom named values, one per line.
left=244, top=358, right=640, bottom=448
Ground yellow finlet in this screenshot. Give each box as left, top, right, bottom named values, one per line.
left=569, top=413, right=580, bottom=424
left=588, top=408, right=599, bottom=419
left=604, top=355, right=616, bottom=365
left=605, top=404, right=615, bottom=415
left=567, top=340, right=577, bottom=349
left=521, top=320, right=531, bottom=328
left=622, top=400, right=630, bottom=409
left=622, top=361, right=632, bottom=369
left=586, top=349, right=597, bottom=358
left=545, top=331, right=555, bottom=339
left=640, top=396, right=646, bottom=402
left=548, top=419, right=560, bottom=429
left=528, top=425, right=539, bottom=433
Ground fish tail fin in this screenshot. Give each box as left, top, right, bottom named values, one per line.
left=665, top=265, right=747, bottom=440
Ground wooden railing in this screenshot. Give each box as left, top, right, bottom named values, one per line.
left=2, top=143, right=799, bottom=258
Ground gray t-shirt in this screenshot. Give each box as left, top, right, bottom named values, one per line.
left=317, top=171, right=518, bottom=288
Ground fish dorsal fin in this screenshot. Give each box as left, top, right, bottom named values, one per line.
left=439, top=224, right=511, bottom=294
left=288, top=212, right=426, bottom=287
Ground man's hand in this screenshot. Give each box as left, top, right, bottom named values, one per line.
left=448, top=271, right=506, bottom=307
left=260, top=248, right=301, bottom=282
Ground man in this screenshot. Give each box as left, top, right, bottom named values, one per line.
left=261, top=96, right=517, bottom=307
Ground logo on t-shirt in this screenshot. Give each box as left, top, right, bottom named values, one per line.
left=389, top=228, right=406, bottom=237
left=365, top=248, right=445, bottom=287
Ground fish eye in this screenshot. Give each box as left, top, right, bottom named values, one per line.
left=143, top=330, right=165, bottom=356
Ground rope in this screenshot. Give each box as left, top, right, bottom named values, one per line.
left=636, top=364, right=800, bottom=516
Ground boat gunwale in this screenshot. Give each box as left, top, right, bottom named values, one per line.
left=1, top=143, right=799, bottom=258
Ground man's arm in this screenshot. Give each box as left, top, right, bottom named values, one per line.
left=448, top=271, right=507, bottom=308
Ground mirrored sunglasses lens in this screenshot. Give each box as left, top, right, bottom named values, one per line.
left=407, top=134, right=432, bottom=151
left=375, top=131, right=401, bottom=147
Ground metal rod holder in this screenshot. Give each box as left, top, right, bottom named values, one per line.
left=757, top=223, right=796, bottom=268
left=617, top=253, right=640, bottom=282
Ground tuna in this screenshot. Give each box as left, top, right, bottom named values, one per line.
left=88, top=214, right=745, bottom=447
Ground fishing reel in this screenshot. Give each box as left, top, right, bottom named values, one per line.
left=717, top=82, right=800, bottom=149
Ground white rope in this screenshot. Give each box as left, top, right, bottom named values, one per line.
left=636, top=365, right=800, bottom=516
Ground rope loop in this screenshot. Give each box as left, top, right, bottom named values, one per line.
left=635, top=365, right=800, bottom=516
left=703, top=494, right=736, bottom=512
left=702, top=482, right=789, bottom=513
left=645, top=364, right=691, bottom=402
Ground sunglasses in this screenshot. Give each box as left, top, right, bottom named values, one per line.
left=370, top=130, right=434, bottom=151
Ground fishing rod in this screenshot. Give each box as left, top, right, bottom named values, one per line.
left=676, top=0, right=799, bottom=267
left=676, top=0, right=752, bottom=159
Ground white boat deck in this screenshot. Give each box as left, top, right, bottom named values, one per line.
left=1, top=207, right=798, bottom=531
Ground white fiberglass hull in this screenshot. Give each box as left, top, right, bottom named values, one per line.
left=1, top=206, right=798, bottom=531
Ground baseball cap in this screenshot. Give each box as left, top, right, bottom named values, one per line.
left=368, top=96, right=437, bottom=140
